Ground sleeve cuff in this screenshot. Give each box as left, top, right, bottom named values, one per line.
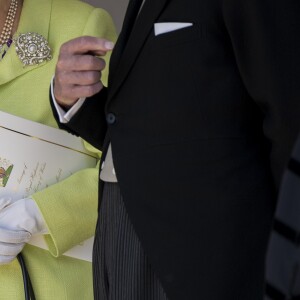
left=51, top=76, right=86, bottom=123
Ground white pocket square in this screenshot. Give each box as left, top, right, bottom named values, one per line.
left=154, top=22, right=193, bottom=36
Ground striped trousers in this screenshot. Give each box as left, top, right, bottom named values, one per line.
left=93, top=182, right=168, bottom=300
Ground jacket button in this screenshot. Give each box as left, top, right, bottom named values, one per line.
left=106, top=113, right=116, bottom=125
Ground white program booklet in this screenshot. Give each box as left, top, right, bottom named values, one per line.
left=0, top=111, right=98, bottom=262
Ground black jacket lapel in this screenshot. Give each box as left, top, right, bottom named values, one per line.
left=108, top=0, right=169, bottom=101
left=108, top=0, right=144, bottom=84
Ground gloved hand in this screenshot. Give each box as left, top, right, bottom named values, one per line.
left=0, top=197, right=48, bottom=265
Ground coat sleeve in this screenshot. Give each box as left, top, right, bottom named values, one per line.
left=33, top=8, right=117, bottom=257
left=51, top=86, right=109, bottom=151
left=222, top=0, right=300, bottom=187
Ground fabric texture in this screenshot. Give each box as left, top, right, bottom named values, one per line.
left=0, top=0, right=116, bottom=299
left=93, top=182, right=168, bottom=300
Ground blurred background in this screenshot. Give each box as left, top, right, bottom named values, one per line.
left=84, top=0, right=129, bottom=33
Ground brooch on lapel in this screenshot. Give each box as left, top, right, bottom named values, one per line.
left=14, top=32, right=52, bottom=67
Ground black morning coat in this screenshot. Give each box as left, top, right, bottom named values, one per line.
left=51, top=0, right=300, bottom=299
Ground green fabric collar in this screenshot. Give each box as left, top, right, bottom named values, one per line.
left=0, top=0, right=52, bottom=85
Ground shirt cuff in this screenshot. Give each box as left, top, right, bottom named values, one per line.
left=51, top=76, right=86, bottom=124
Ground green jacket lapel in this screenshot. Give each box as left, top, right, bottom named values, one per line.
left=0, top=0, right=52, bottom=85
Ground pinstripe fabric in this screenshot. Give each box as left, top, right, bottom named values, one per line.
left=93, top=183, right=168, bottom=300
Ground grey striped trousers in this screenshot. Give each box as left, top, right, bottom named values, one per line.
left=93, top=182, right=168, bottom=300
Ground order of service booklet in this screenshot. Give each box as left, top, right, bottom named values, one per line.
left=0, top=110, right=98, bottom=262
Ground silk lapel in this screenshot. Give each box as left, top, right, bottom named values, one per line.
left=0, top=0, right=52, bottom=86
left=108, top=0, right=169, bottom=101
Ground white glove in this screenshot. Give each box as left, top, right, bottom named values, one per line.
left=0, top=197, right=48, bottom=264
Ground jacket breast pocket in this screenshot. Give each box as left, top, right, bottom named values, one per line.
left=148, top=23, right=208, bottom=52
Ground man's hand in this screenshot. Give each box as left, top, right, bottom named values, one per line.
left=54, top=36, right=114, bottom=108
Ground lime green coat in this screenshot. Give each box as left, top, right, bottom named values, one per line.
left=0, top=0, right=116, bottom=299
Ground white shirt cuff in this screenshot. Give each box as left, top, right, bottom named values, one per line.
left=51, top=76, right=86, bottom=124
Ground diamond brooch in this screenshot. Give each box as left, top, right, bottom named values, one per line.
left=14, top=32, right=52, bottom=67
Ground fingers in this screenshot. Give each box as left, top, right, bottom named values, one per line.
left=0, top=197, right=13, bottom=210
left=0, top=241, right=26, bottom=256
left=0, top=229, right=31, bottom=244
left=59, top=71, right=102, bottom=86
left=59, top=36, right=114, bottom=56
left=0, top=229, right=30, bottom=265
left=54, top=36, right=113, bottom=106
left=0, top=254, right=16, bottom=265
left=0, top=242, right=26, bottom=265
left=57, top=54, right=106, bottom=72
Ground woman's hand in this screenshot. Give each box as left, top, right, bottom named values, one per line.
left=0, top=197, right=48, bottom=264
